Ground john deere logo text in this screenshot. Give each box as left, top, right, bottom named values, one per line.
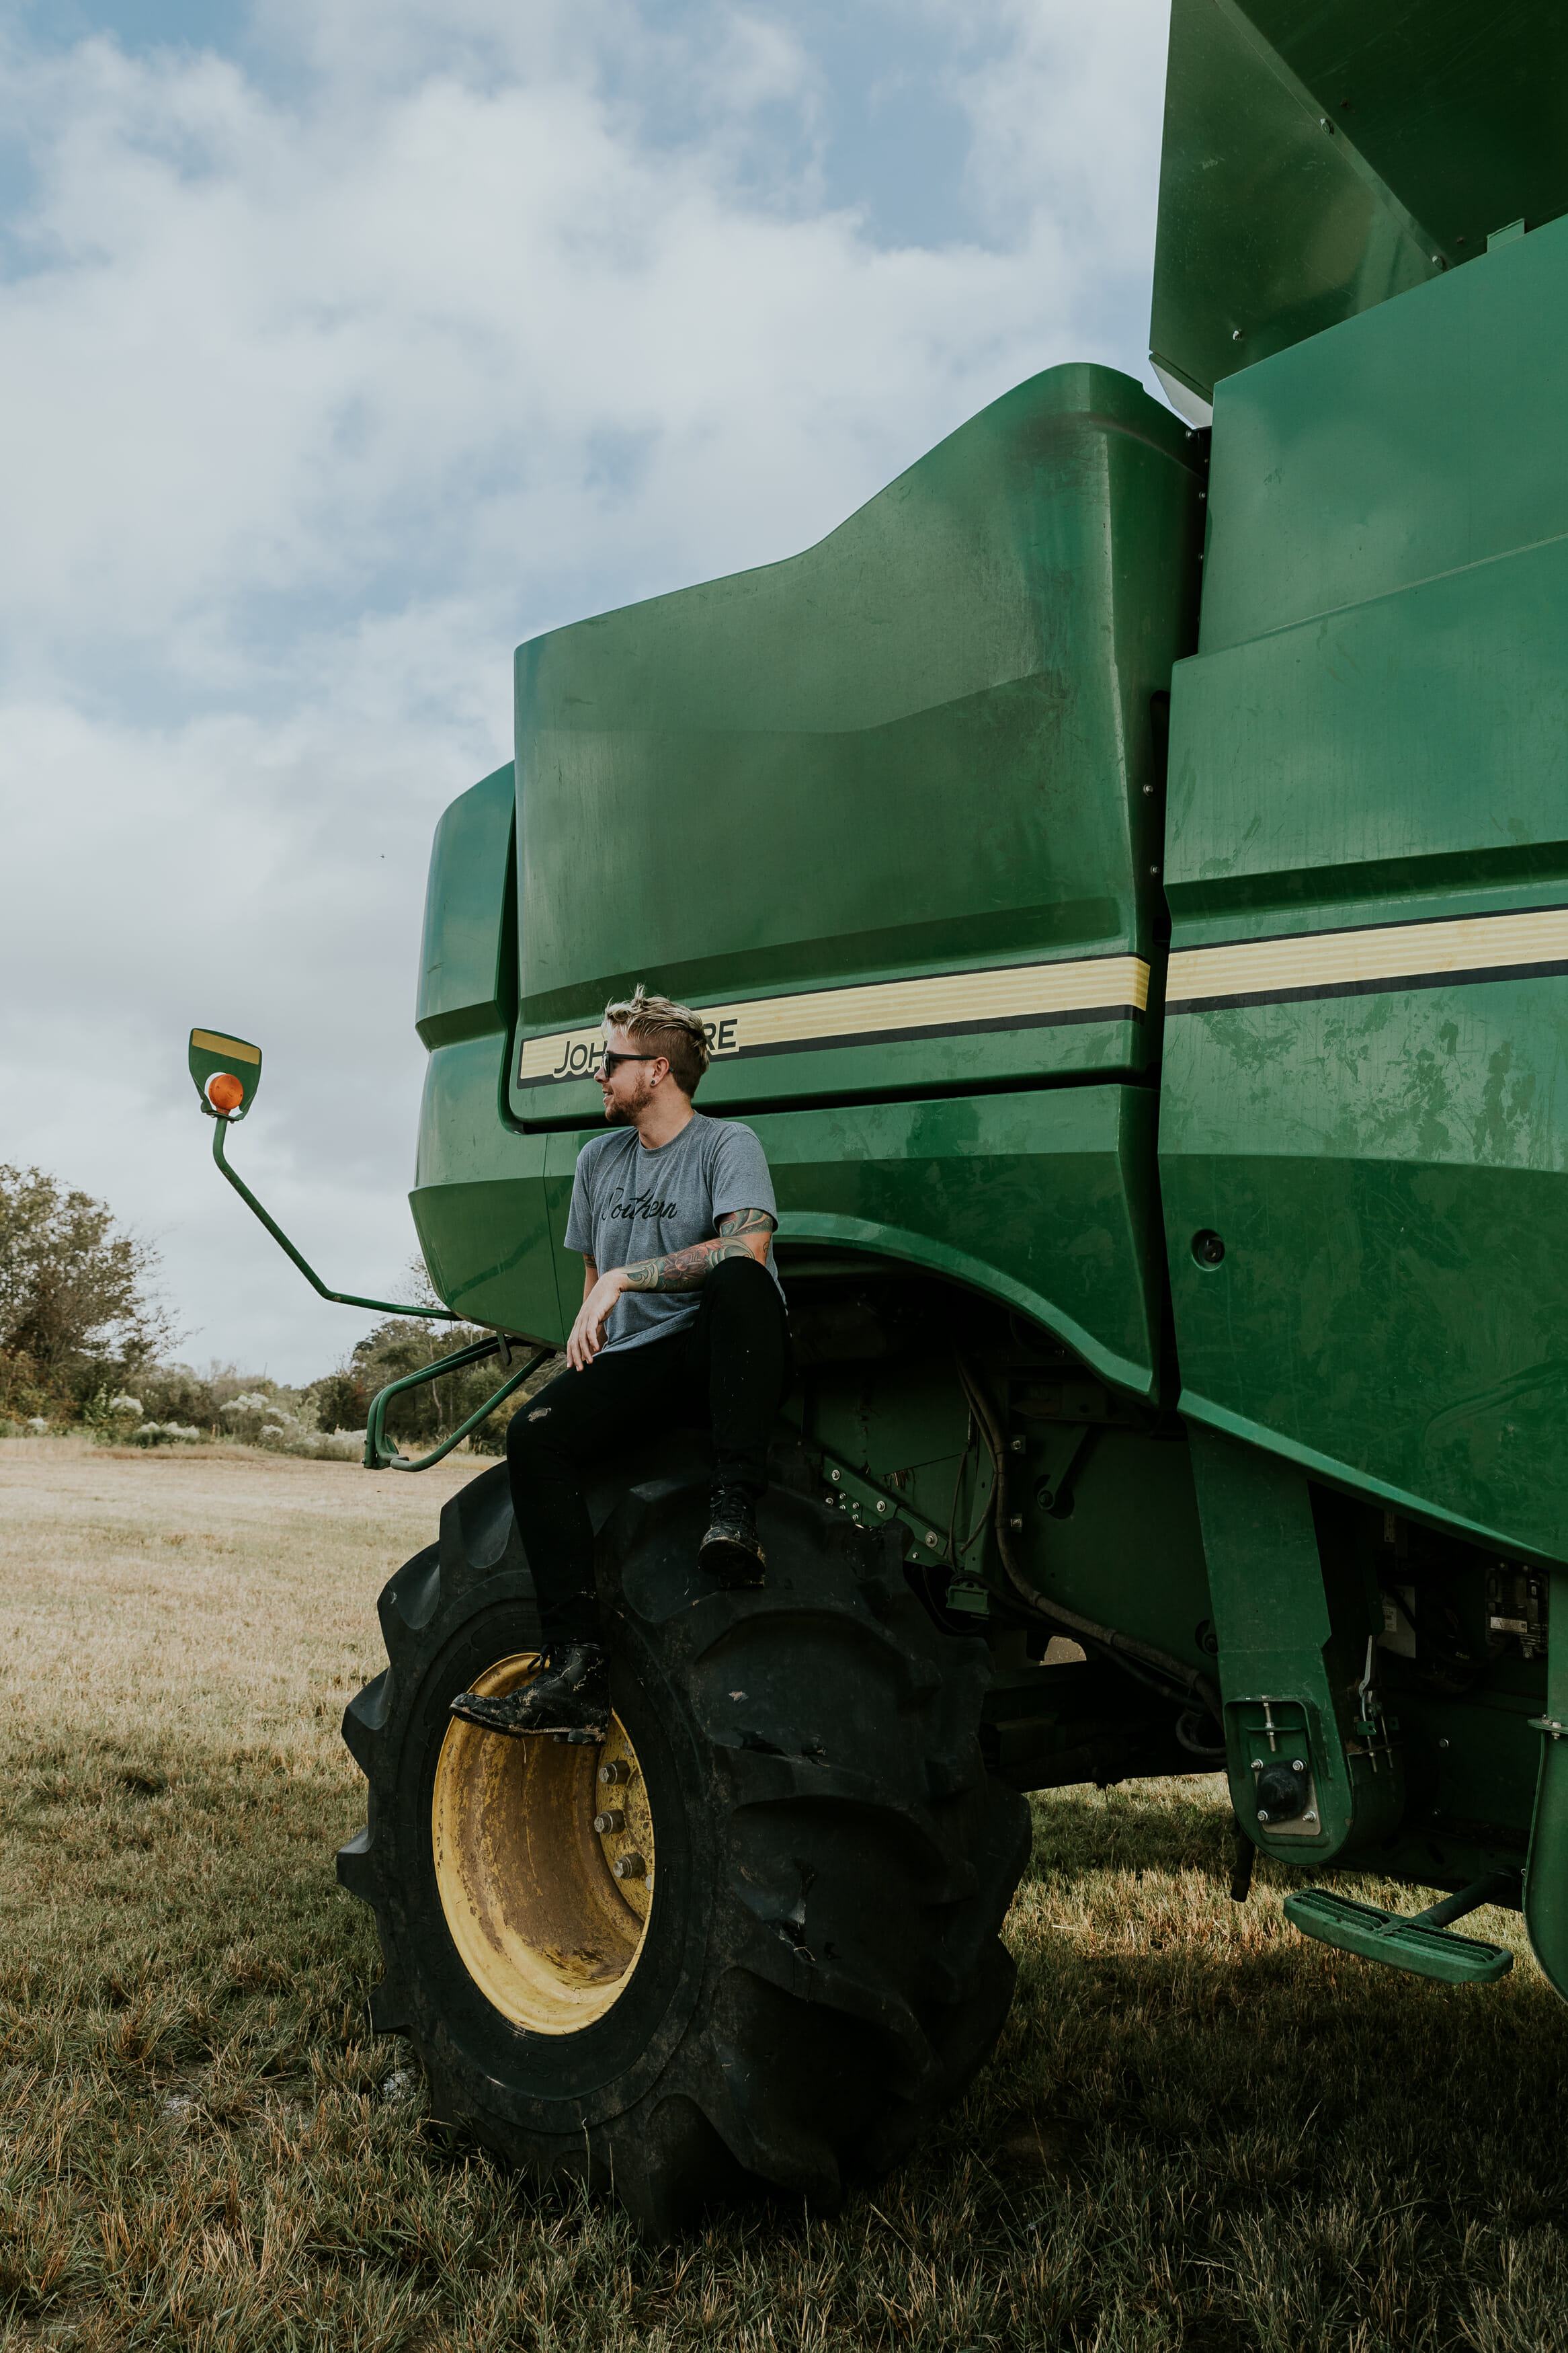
left=549, top=1015, right=741, bottom=1080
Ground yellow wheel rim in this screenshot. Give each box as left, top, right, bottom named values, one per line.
left=431, top=1652, right=655, bottom=2035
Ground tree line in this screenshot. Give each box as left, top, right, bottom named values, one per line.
left=0, top=1165, right=546, bottom=1452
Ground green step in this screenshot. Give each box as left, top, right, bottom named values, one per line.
left=1284, top=1888, right=1514, bottom=1986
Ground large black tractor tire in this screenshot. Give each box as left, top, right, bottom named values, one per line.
left=337, top=1442, right=1031, bottom=2238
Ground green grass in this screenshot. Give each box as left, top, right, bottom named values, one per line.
left=3, top=1437, right=1567, bottom=2350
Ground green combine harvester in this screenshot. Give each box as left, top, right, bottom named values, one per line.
left=191, top=0, right=1568, bottom=2235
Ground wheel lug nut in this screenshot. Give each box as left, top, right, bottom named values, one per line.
left=598, top=1760, right=631, bottom=1786
left=614, top=1851, right=646, bottom=1880
left=594, top=1809, right=626, bottom=1835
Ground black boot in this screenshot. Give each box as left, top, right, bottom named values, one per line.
left=449, top=1644, right=610, bottom=1744
left=699, top=1485, right=766, bottom=1589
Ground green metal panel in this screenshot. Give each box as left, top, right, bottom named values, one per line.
left=1162, top=1019, right=1568, bottom=1558
left=510, top=364, right=1202, bottom=1128
left=1151, top=0, right=1568, bottom=411
left=763, top=1086, right=1164, bottom=1396
left=411, top=1035, right=564, bottom=1341
left=415, top=763, right=515, bottom=1049
left=1161, top=214, right=1568, bottom=1562
left=409, top=768, right=548, bottom=1330
left=1026, top=1427, right=1212, bottom=1682
left=542, top=1084, right=1165, bottom=1397
left=1152, top=0, right=1440, bottom=415
left=1196, top=216, right=1568, bottom=658
left=1173, top=547, right=1568, bottom=915
left=411, top=1176, right=563, bottom=1344
left=411, top=1072, right=1165, bottom=1387
left=406, top=374, right=1198, bottom=1401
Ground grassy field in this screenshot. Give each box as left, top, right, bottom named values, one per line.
left=2, top=1437, right=1566, bottom=2352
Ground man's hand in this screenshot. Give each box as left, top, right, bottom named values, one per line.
left=568, top=1266, right=627, bottom=1371
left=566, top=1211, right=775, bottom=1373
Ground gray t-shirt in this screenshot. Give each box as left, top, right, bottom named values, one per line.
left=564, top=1114, right=784, bottom=1353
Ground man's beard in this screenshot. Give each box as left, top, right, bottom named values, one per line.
left=604, top=1074, right=657, bottom=1126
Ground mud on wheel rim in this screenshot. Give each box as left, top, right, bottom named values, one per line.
left=431, top=1654, right=656, bottom=2036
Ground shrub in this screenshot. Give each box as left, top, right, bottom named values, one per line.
left=0, top=1347, right=57, bottom=1429
left=212, top=1386, right=362, bottom=1460
left=218, top=1391, right=283, bottom=1444
left=323, top=1319, right=559, bottom=1455
left=81, top=1386, right=145, bottom=1443
left=260, top=1423, right=366, bottom=1462
left=138, top=1362, right=255, bottom=1431
left=315, top=1367, right=370, bottom=1433
left=0, top=1166, right=177, bottom=1403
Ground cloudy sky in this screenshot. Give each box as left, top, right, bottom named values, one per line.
left=1, top=0, right=1173, bottom=1384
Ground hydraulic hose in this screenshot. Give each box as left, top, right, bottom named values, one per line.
left=954, top=1357, right=1223, bottom=1729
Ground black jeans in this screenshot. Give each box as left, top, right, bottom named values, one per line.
left=507, top=1254, right=790, bottom=1647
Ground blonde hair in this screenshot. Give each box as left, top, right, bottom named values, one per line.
left=603, top=986, right=710, bottom=1097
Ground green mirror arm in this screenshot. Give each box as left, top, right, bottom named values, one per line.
left=208, top=1111, right=458, bottom=1322
left=365, top=1337, right=554, bottom=1472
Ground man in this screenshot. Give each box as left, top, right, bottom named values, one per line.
left=450, top=986, right=789, bottom=1743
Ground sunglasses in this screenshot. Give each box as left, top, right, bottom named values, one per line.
left=595, top=1049, right=661, bottom=1077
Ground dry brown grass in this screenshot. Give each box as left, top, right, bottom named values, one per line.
left=3, top=1436, right=1567, bottom=2351
left=0, top=1433, right=474, bottom=1749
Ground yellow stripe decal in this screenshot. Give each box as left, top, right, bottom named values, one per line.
left=1167, top=907, right=1568, bottom=1012
left=518, top=956, right=1149, bottom=1086
left=191, top=1029, right=261, bottom=1064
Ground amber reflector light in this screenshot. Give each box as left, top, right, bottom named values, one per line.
left=206, top=1072, right=245, bottom=1113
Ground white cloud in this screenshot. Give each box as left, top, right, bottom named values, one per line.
left=0, top=0, right=1171, bottom=1379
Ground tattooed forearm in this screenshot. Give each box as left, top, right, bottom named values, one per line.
left=620, top=1207, right=775, bottom=1293
left=622, top=1238, right=755, bottom=1292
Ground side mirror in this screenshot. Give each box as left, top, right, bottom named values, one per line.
left=189, top=1026, right=263, bottom=1120
left=189, top=1023, right=460, bottom=1339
